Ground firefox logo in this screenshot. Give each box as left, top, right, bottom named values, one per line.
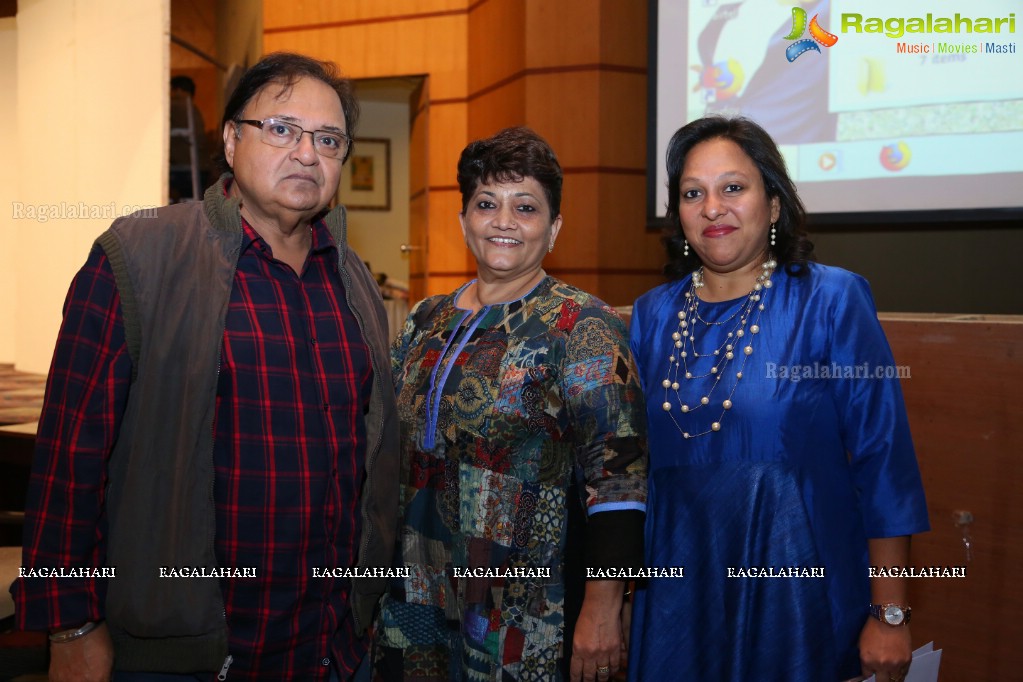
left=693, top=59, right=744, bottom=101
left=880, top=142, right=911, bottom=172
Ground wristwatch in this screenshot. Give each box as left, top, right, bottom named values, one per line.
left=869, top=603, right=911, bottom=626
left=48, top=621, right=98, bottom=643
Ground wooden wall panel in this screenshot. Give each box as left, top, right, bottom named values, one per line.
left=467, top=0, right=525, bottom=94
left=597, top=71, right=648, bottom=168
left=408, top=192, right=428, bottom=301
left=551, top=173, right=600, bottom=266
left=526, top=0, right=601, bottom=65
left=264, top=1, right=467, bottom=32
left=426, top=102, right=468, bottom=188
left=524, top=72, right=602, bottom=167
left=598, top=0, right=648, bottom=66
left=426, top=189, right=471, bottom=274
left=880, top=316, right=1023, bottom=681
left=263, top=14, right=468, bottom=100
left=467, top=80, right=526, bottom=140
left=596, top=173, right=663, bottom=305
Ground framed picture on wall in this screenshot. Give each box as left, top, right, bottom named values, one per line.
left=338, top=137, right=391, bottom=211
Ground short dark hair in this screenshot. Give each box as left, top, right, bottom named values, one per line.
left=218, top=52, right=359, bottom=168
left=662, top=116, right=815, bottom=279
left=456, top=127, right=562, bottom=219
left=170, top=75, right=196, bottom=96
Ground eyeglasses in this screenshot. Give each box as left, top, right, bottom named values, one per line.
left=235, top=118, right=352, bottom=160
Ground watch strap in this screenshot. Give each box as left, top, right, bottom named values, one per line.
left=48, top=621, right=98, bottom=643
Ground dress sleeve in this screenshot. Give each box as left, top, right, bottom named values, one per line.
left=561, top=304, right=648, bottom=570
left=826, top=274, right=929, bottom=538
left=13, top=248, right=132, bottom=630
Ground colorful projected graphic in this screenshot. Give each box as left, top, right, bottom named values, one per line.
left=880, top=142, right=912, bottom=171
left=785, top=6, right=838, bottom=62
left=692, top=59, right=745, bottom=100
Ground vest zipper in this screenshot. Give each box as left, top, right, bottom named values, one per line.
left=217, top=654, right=234, bottom=680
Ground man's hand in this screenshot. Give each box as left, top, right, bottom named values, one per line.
left=49, top=621, right=113, bottom=682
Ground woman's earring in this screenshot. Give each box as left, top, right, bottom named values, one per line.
left=683, top=239, right=690, bottom=258
left=548, top=242, right=555, bottom=253
left=770, top=223, right=777, bottom=247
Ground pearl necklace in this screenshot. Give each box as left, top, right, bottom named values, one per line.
left=660, top=259, right=776, bottom=438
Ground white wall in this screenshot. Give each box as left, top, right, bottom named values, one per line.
left=9, top=0, right=168, bottom=373
left=0, top=17, right=18, bottom=364
left=344, top=100, right=410, bottom=288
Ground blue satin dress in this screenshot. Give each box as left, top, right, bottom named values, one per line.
left=627, top=264, right=929, bottom=681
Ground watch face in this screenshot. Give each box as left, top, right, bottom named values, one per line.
left=884, top=605, right=905, bottom=625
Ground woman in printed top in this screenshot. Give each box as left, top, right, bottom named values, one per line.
left=372, top=126, right=648, bottom=682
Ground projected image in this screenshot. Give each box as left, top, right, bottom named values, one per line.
left=654, top=0, right=1023, bottom=216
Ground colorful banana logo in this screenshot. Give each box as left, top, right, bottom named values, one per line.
left=784, top=7, right=838, bottom=62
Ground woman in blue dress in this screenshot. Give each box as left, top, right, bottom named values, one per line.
left=627, top=116, right=929, bottom=682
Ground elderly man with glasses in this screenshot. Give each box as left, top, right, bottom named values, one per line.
left=13, top=52, right=399, bottom=682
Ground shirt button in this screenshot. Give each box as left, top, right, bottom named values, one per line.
left=321, top=657, right=331, bottom=666
left=310, top=337, right=318, bottom=345
left=323, top=402, right=330, bottom=411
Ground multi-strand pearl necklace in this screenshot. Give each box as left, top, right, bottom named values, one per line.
left=660, top=259, right=777, bottom=438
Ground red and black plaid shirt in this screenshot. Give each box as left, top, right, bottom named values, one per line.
left=16, top=217, right=373, bottom=680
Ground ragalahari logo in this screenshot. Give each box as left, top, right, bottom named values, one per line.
left=784, top=6, right=838, bottom=62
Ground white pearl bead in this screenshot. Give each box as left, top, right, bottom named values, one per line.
left=671, top=382, right=679, bottom=390
left=662, top=379, right=671, bottom=388
left=675, top=340, right=683, bottom=348
left=701, top=396, right=709, bottom=405
left=711, top=422, right=721, bottom=431
left=710, top=367, right=717, bottom=374
left=685, top=372, right=693, bottom=379
left=669, top=356, right=675, bottom=362
left=736, top=329, right=744, bottom=338
left=726, top=344, right=733, bottom=351
left=680, top=320, right=688, bottom=329
left=713, top=350, right=719, bottom=355
left=763, top=280, right=772, bottom=288
left=725, top=352, right=734, bottom=360
left=672, top=332, right=681, bottom=341
left=681, top=405, right=689, bottom=412
left=744, top=346, right=753, bottom=355
left=677, top=310, right=686, bottom=319
left=662, top=402, right=672, bottom=411
left=736, top=371, right=743, bottom=379
left=759, top=304, right=765, bottom=311
left=750, top=325, right=760, bottom=334
left=683, top=432, right=690, bottom=439
left=754, top=283, right=762, bottom=291
left=682, top=330, right=689, bottom=337
left=680, top=352, right=687, bottom=358
left=723, top=400, right=732, bottom=409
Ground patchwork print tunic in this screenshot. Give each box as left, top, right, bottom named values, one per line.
left=373, top=277, right=647, bottom=681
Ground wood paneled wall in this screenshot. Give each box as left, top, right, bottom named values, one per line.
left=880, top=315, right=1023, bottom=681
left=264, top=0, right=665, bottom=306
